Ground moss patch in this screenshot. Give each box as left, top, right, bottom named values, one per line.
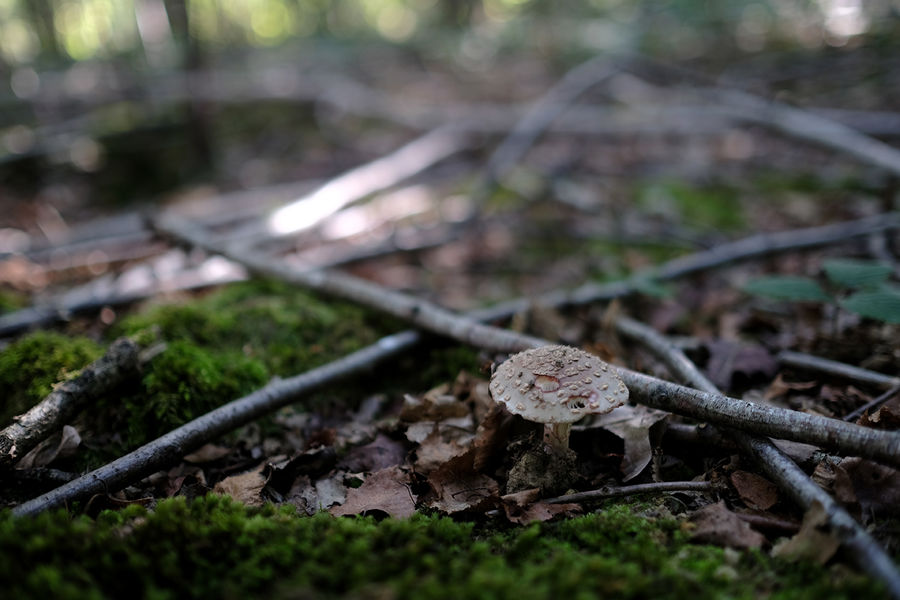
left=110, top=279, right=400, bottom=377
left=0, top=331, right=102, bottom=426
left=0, top=496, right=879, bottom=600
left=111, top=341, right=269, bottom=448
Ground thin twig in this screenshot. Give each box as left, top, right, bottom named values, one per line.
left=778, top=350, right=900, bottom=390
left=844, top=386, right=900, bottom=423
left=473, top=212, right=900, bottom=321
left=16, top=225, right=900, bottom=522
left=613, top=315, right=900, bottom=599
left=154, top=216, right=548, bottom=354
left=543, top=480, right=717, bottom=504
left=472, top=56, right=615, bottom=200
left=230, top=127, right=473, bottom=247
left=0, top=338, right=140, bottom=469
left=156, top=218, right=900, bottom=465
left=11, top=330, right=421, bottom=517
left=705, top=88, right=900, bottom=178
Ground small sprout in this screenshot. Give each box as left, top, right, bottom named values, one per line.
left=489, top=345, right=629, bottom=455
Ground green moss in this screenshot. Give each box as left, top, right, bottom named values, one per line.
left=0, top=288, right=26, bottom=314
left=90, top=280, right=403, bottom=450
left=0, top=331, right=102, bottom=426
left=110, top=341, right=269, bottom=447
left=110, top=280, right=400, bottom=377
left=0, top=497, right=879, bottom=600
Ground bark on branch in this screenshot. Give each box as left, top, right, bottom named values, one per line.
left=0, top=338, right=139, bottom=469
left=613, top=315, right=900, bottom=599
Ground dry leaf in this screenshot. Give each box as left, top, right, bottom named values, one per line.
left=730, top=470, right=778, bottom=510
left=591, top=405, right=668, bottom=481
left=426, top=450, right=499, bottom=514
left=771, top=501, right=840, bottom=564
left=764, top=374, right=818, bottom=401
left=213, top=463, right=266, bottom=506
left=688, top=501, right=765, bottom=549
left=500, top=488, right=581, bottom=524
left=414, top=425, right=470, bottom=474
left=183, top=443, right=231, bottom=463
left=17, top=425, right=81, bottom=468
left=858, top=394, right=900, bottom=429
left=835, top=457, right=900, bottom=518
left=400, top=383, right=470, bottom=422
left=331, top=466, right=417, bottom=518
left=339, top=433, right=408, bottom=472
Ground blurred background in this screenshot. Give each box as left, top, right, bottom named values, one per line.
left=1, top=0, right=899, bottom=313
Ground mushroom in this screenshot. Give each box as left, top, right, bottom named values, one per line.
left=489, top=345, right=629, bottom=455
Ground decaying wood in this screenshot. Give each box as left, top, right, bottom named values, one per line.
left=0, top=338, right=139, bottom=470
left=613, top=314, right=900, bottom=600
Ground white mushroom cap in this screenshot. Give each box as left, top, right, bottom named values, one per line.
left=489, top=345, right=628, bottom=424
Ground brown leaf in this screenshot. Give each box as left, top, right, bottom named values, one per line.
left=426, top=450, right=499, bottom=514
left=213, top=463, right=266, bottom=507
left=730, top=470, right=778, bottom=510
left=858, top=394, right=900, bottom=429
left=764, top=374, right=817, bottom=401
left=339, top=433, right=408, bottom=472
left=400, top=383, right=470, bottom=422
left=500, top=488, right=581, bottom=524
left=414, top=425, right=470, bottom=474
left=183, top=443, right=231, bottom=464
left=688, top=501, right=766, bottom=549
left=331, top=466, right=417, bottom=519
left=771, top=501, right=840, bottom=564
left=835, top=457, right=900, bottom=518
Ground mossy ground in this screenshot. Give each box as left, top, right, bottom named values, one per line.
left=0, top=331, right=102, bottom=425
left=0, top=495, right=880, bottom=600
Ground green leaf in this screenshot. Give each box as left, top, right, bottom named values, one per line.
left=822, top=259, right=892, bottom=289
left=743, top=277, right=831, bottom=302
left=840, top=290, right=900, bottom=323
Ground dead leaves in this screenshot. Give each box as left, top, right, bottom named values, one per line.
left=688, top=501, right=766, bottom=549
left=331, top=466, right=416, bottom=519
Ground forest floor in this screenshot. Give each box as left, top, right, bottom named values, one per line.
left=1, top=43, right=900, bottom=598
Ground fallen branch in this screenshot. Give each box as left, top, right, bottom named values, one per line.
left=154, top=216, right=548, bottom=354
left=706, top=88, right=900, bottom=178
left=778, top=350, right=900, bottom=390
left=543, top=480, right=717, bottom=504
left=844, top=386, right=900, bottom=423
left=473, top=56, right=615, bottom=199
left=0, top=338, right=140, bottom=470
left=613, top=315, right=900, bottom=599
left=15, top=239, right=900, bottom=523
left=233, top=126, right=473, bottom=247
left=11, top=330, right=421, bottom=517
left=156, top=217, right=900, bottom=465
left=474, top=212, right=900, bottom=320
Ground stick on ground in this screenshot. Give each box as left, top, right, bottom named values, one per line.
left=613, top=315, right=900, bottom=600
left=0, top=338, right=139, bottom=470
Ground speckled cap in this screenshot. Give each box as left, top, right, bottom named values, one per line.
left=489, top=345, right=628, bottom=424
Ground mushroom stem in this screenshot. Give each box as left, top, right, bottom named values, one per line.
left=543, top=422, right=572, bottom=454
